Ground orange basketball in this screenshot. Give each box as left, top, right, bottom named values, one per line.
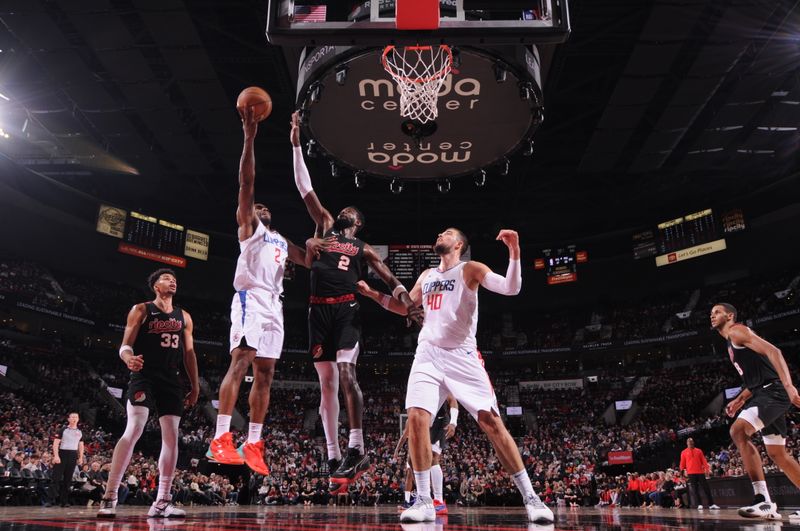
left=236, top=86, right=272, bottom=122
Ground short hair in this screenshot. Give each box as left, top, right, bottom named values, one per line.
left=344, top=205, right=365, bottom=226
left=451, top=227, right=469, bottom=258
left=68, top=412, right=79, bottom=417
left=147, top=268, right=176, bottom=291
left=714, top=302, right=737, bottom=321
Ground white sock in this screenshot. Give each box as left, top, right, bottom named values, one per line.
left=753, top=481, right=771, bottom=502
left=348, top=429, right=364, bottom=454
left=156, top=415, right=180, bottom=502
left=404, top=491, right=412, bottom=503
left=104, top=401, right=148, bottom=500
left=248, top=423, right=262, bottom=444
left=430, top=465, right=444, bottom=501
left=215, top=414, right=232, bottom=440
left=414, top=469, right=431, bottom=500
left=316, top=362, right=341, bottom=461
left=511, top=469, right=536, bottom=499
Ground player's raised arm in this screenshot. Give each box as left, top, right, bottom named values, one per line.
left=236, top=106, right=260, bottom=241
left=290, top=111, right=335, bottom=232
left=119, top=303, right=147, bottom=372
left=464, top=229, right=522, bottom=295
left=729, top=325, right=800, bottom=407
left=181, top=310, right=200, bottom=408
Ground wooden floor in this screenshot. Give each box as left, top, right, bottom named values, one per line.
left=0, top=505, right=797, bottom=530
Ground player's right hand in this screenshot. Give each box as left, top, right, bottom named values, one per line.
left=290, top=111, right=301, bottom=147
left=52, top=455, right=61, bottom=465
left=306, top=236, right=334, bottom=259
left=725, top=397, right=743, bottom=417
left=125, top=354, right=144, bottom=372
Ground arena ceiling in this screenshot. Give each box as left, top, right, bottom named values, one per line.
left=1, top=0, right=799, bottom=250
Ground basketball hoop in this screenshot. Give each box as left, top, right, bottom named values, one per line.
left=382, top=44, right=453, bottom=124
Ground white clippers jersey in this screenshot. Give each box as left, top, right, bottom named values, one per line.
left=233, top=222, right=288, bottom=294
left=417, top=262, right=478, bottom=350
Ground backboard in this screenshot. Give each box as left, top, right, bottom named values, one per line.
left=266, top=1, right=570, bottom=47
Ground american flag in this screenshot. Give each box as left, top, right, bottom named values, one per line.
left=294, top=5, right=327, bottom=23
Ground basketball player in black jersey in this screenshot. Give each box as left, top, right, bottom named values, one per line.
left=97, top=269, right=199, bottom=518
left=712, top=303, right=800, bottom=520
left=290, top=112, right=423, bottom=493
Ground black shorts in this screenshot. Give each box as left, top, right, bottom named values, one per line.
left=740, top=381, right=791, bottom=438
left=128, top=371, right=184, bottom=417
left=308, top=299, right=361, bottom=363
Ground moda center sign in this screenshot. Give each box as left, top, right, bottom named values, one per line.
left=296, top=45, right=544, bottom=181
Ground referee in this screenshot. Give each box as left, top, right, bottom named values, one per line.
left=51, top=412, right=84, bottom=507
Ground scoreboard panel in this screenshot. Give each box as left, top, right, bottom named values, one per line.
left=657, top=208, right=718, bottom=255
left=125, top=212, right=186, bottom=255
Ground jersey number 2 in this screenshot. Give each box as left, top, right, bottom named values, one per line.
left=160, top=333, right=179, bottom=348
left=274, top=248, right=281, bottom=264
left=338, top=255, right=350, bottom=271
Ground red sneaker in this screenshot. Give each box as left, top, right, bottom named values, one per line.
left=434, top=499, right=448, bottom=515
left=206, top=432, right=244, bottom=465
left=239, top=441, right=269, bottom=475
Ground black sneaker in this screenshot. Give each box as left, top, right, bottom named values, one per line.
left=327, top=458, right=341, bottom=475
left=328, top=448, right=369, bottom=494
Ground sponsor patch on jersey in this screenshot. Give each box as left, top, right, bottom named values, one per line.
left=312, top=344, right=324, bottom=359
left=133, top=391, right=146, bottom=403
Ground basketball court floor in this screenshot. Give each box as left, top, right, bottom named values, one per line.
left=0, top=506, right=796, bottom=531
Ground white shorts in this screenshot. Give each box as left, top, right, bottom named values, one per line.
left=405, top=341, right=499, bottom=420
left=229, top=289, right=284, bottom=359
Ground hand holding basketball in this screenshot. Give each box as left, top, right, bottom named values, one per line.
left=236, top=86, right=272, bottom=122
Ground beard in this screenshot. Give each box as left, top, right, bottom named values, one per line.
left=333, top=216, right=354, bottom=232
left=434, top=242, right=449, bottom=255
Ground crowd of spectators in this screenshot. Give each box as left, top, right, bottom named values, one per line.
left=0, top=259, right=799, bottom=508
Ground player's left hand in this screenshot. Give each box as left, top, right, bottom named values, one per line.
left=184, top=388, right=199, bottom=409
left=290, top=111, right=301, bottom=147
left=786, top=384, right=800, bottom=408
left=78, top=456, right=85, bottom=466
left=406, top=305, right=424, bottom=328
left=240, top=106, right=258, bottom=137
left=496, top=229, right=519, bottom=248
left=445, top=424, right=456, bottom=439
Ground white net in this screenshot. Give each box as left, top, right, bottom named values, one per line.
left=382, top=45, right=453, bottom=124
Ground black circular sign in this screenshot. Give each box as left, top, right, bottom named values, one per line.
left=297, top=45, right=543, bottom=181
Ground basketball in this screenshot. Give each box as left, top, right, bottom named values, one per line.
left=236, top=86, right=272, bottom=122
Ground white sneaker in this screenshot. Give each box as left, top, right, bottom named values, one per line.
left=96, top=498, right=117, bottom=518
left=399, top=495, right=435, bottom=523
left=526, top=494, right=554, bottom=524
left=698, top=505, right=703, bottom=510
left=709, top=504, right=720, bottom=509
left=788, top=511, right=800, bottom=519
left=148, top=499, right=186, bottom=518
left=738, top=495, right=779, bottom=519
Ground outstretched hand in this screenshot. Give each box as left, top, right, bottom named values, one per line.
left=239, top=106, right=258, bottom=138
left=306, top=236, right=334, bottom=260
left=496, top=229, right=519, bottom=248
left=290, top=111, right=301, bottom=147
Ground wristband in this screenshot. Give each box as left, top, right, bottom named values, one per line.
left=392, top=285, right=408, bottom=299
left=379, top=294, right=392, bottom=309
left=449, top=407, right=459, bottom=425
left=119, top=345, right=133, bottom=360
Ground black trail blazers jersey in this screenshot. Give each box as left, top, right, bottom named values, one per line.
left=132, top=302, right=184, bottom=381
left=727, top=327, right=779, bottom=390
left=310, top=229, right=366, bottom=297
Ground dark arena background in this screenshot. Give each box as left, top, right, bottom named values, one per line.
left=1, top=0, right=800, bottom=530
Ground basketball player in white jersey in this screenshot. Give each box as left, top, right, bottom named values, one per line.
left=359, top=228, right=553, bottom=524
left=207, top=106, right=324, bottom=475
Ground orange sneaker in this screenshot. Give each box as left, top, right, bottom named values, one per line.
left=239, top=440, right=269, bottom=476
left=206, top=432, right=244, bottom=465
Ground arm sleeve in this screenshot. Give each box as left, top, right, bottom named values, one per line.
left=479, top=259, right=521, bottom=295
left=293, top=146, right=313, bottom=197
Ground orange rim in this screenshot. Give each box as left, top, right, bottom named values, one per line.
left=382, top=44, right=452, bottom=84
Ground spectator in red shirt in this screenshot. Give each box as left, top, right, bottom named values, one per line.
left=626, top=473, right=641, bottom=507
left=679, top=438, right=719, bottom=509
